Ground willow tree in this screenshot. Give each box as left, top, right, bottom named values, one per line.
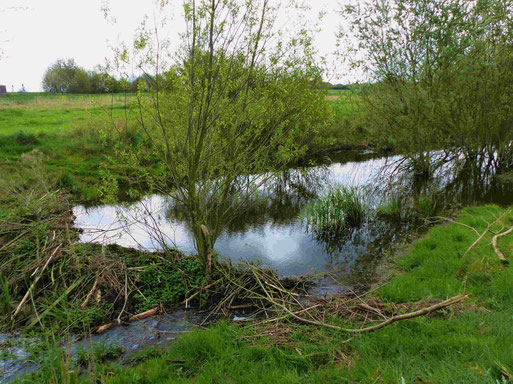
left=342, top=0, right=513, bottom=179
left=109, top=0, right=328, bottom=274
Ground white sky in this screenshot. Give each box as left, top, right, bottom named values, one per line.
left=0, top=0, right=347, bottom=92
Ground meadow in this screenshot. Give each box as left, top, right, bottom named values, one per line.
left=1, top=92, right=512, bottom=384
left=0, top=93, right=141, bottom=202
left=0, top=92, right=367, bottom=203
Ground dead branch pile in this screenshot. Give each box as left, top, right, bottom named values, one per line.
left=0, top=171, right=204, bottom=333
left=182, top=263, right=468, bottom=336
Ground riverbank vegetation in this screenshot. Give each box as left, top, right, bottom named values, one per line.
left=301, top=186, right=367, bottom=234
left=0, top=162, right=208, bottom=333
left=343, top=0, right=513, bottom=179
left=13, top=205, right=513, bottom=383
left=1, top=0, right=513, bottom=382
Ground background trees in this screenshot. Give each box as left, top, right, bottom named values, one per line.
left=42, top=59, right=90, bottom=93
left=42, top=59, right=137, bottom=94
left=343, top=0, right=513, bottom=178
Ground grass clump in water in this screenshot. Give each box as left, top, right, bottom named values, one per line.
left=301, top=186, right=366, bottom=235
left=376, top=195, right=403, bottom=220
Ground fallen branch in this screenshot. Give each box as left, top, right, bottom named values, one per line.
left=95, top=306, right=162, bottom=334
left=342, top=294, right=470, bottom=334
left=357, top=302, right=387, bottom=320
left=12, top=245, right=61, bottom=319
left=96, top=322, right=115, bottom=334
left=129, top=306, right=161, bottom=322
left=432, top=217, right=480, bottom=236
left=462, top=210, right=511, bottom=259
left=263, top=291, right=470, bottom=334
left=79, top=276, right=100, bottom=309
left=462, top=224, right=493, bottom=259
left=492, top=227, right=513, bottom=265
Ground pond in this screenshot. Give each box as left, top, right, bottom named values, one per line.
left=73, top=150, right=513, bottom=280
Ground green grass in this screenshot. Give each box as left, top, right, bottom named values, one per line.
left=18, top=205, right=513, bottom=383
left=0, top=93, right=142, bottom=202
left=310, top=90, right=370, bottom=152
left=0, top=92, right=371, bottom=203
left=301, top=186, right=366, bottom=234
left=376, top=195, right=403, bottom=219
left=0, top=162, right=206, bottom=333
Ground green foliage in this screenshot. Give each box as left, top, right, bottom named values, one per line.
left=76, top=343, right=125, bottom=367
left=414, top=193, right=439, bottom=218
left=15, top=341, right=83, bottom=384
left=0, top=162, right=205, bottom=332
left=311, top=91, right=368, bottom=152
left=134, top=256, right=206, bottom=312
left=9, top=206, right=513, bottom=383
left=330, top=84, right=350, bottom=91
left=376, top=196, right=404, bottom=220
left=42, top=59, right=131, bottom=94
left=343, top=0, right=513, bottom=174
left=109, top=0, right=330, bottom=270
left=42, top=58, right=92, bottom=94
left=301, top=186, right=366, bottom=234
left=65, top=205, right=511, bottom=384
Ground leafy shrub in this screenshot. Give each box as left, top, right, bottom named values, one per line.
left=134, top=256, right=206, bottom=312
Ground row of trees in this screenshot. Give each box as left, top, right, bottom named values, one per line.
left=42, top=59, right=149, bottom=94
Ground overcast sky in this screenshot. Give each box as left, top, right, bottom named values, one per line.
left=0, top=0, right=347, bottom=92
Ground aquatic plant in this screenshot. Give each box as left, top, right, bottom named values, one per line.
left=415, top=194, right=440, bottom=218
left=376, top=195, right=403, bottom=220
left=301, top=186, right=366, bottom=234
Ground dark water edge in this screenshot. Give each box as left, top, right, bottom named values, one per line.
left=0, top=310, right=206, bottom=383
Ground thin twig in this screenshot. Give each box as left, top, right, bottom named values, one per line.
left=79, top=276, right=100, bottom=309
left=12, top=244, right=61, bottom=319
left=492, top=227, right=513, bottom=265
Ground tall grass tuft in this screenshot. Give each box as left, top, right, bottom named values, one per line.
left=301, top=186, right=366, bottom=235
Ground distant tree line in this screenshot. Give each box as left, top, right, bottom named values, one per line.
left=330, top=83, right=350, bottom=90
left=42, top=59, right=150, bottom=94
left=323, top=82, right=351, bottom=90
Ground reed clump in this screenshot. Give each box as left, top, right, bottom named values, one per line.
left=301, top=186, right=366, bottom=235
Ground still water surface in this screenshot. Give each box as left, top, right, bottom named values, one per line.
left=74, top=150, right=513, bottom=278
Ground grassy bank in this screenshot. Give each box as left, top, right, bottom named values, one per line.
left=0, top=162, right=207, bottom=334
left=0, top=92, right=367, bottom=204
left=17, top=204, right=511, bottom=383
left=0, top=93, right=143, bottom=203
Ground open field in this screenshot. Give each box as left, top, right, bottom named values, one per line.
left=0, top=93, right=140, bottom=202
left=0, top=92, right=367, bottom=203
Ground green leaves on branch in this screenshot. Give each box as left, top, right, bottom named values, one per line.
left=343, top=0, right=513, bottom=176
left=108, top=0, right=329, bottom=270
